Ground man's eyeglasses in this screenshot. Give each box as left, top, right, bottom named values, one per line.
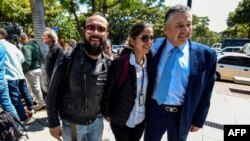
left=85, top=25, right=107, bottom=33
left=140, top=35, right=154, bottom=43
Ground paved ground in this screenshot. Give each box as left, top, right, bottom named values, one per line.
left=16, top=81, right=250, bottom=141
left=215, top=81, right=250, bottom=98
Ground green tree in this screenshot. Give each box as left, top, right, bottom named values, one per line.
left=192, top=15, right=220, bottom=46
left=58, top=0, right=87, bottom=39
left=107, top=1, right=166, bottom=44
left=0, top=0, right=32, bottom=32
left=56, top=15, right=81, bottom=41
left=226, top=0, right=250, bottom=38
left=57, top=0, right=152, bottom=39
left=1, top=0, right=221, bottom=47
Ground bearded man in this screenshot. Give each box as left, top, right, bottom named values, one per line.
left=47, top=12, right=111, bottom=141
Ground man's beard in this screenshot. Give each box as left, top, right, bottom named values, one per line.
left=84, top=36, right=104, bottom=56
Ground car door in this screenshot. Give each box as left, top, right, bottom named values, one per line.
left=217, top=56, right=241, bottom=80
left=239, top=57, right=250, bottom=78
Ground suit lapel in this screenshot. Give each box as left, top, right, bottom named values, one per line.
left=184, top=41, right=200, bottom=98
left=189, top=41, right=201, bottom=75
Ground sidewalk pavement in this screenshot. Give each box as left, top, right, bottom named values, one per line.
left=21, top=81, right=250, bottom=141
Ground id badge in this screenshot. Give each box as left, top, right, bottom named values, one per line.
left=139, top=94, right=145, bottom=106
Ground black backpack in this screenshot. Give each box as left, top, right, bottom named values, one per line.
left=0, top=111, right=28, bottom=141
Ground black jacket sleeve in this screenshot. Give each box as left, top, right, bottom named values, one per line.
left=46, top=51, right=66, bottom=128
left=101, top=58, right=123, bottom=117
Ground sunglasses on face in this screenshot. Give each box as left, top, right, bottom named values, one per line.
left=85, top=25, right=107, bottom=33
left=139, top=35, right=154, bottom=43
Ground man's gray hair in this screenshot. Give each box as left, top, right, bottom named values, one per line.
left=0, top=28, right=8, bottom=39
left=45, top=28, right=58, bottom=43
left=20, top=32, right=28, bottom=39
left=164, top=4, right=191, bottom=23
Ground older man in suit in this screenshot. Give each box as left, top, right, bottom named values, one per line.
left=144, top=4, right=217, bottom=141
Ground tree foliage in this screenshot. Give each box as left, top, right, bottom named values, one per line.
left=226, top=0, right=250, bottom=38
left=0, top=0, right=228, bottom=46
left=107, top=1, right=167, bottom=44
left=0, top=0, right=32, bottom=32
left=192, top=16, right=220, bottom=46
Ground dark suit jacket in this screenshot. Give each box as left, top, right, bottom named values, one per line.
left=146, top=38, right=217, bottom=139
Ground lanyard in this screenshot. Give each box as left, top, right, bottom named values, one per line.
left=139, top=66, right=145, bottom=106
left=139, top=67, right=144, bottom=95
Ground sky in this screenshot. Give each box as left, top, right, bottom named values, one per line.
left=165, top=0, right=242, bottom=32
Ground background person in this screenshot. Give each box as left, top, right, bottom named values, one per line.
left=144, top=4, right=217, bottom=141
left=0, top=28, right=32, bottom=121
left=20, top=33, right=45, bottom=111
left=103, top=39, right=114, bottom=60
left=101, top=21, right=153, bottom=141
left=42, top=28, right=63, bottom=81
left=0, top=38, right=19, bottom=120
left=58, top=38, right=70, bottom=53
left=68, top=39, right=77, bottom=48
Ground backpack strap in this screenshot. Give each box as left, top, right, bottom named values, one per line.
left=10, top=112, right=29, bottom=139
left=116, top=54, right=130, bottom=89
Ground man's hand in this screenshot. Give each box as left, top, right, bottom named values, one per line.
left=190, top=125, right=200, bottom=132
left=49, top=126, right=63, bottom=141
left=104, top=116, right=111, bottom=122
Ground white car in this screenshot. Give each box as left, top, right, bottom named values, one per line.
left=216, top=53, right=250, bottom=81
left=112, top=45, right=125, bottom=54
left=217, top=46, right=243, bottom=56
left=221, top=46, right=243, bottom=53
left=242, top=43, right=250, bottom=55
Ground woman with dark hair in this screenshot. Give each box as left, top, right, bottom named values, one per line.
left=101, top=21, right=154, bottom=141
left=58, top=38, right=70, bottom=53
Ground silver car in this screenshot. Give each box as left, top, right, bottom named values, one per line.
left=216, top=53, right=250, bottom=81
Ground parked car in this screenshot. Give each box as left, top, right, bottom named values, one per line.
left=112, top=45, right=126, bottom=54
left=221, top=46, right=243, bottom=53
left=242, top=43, right=250, bottom=55
left=216, top=53, right=250, bottom=81
left=217, top=46, right=243, bottom=56
left=211, top=42, right=222, bottom=49
left=212, top=48, right=222, bottom=55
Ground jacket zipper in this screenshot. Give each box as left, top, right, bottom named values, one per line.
left=84, top=74, right=88, bottom=119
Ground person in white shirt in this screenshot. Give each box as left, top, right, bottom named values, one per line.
left=0, top=28, right=33, bottom=122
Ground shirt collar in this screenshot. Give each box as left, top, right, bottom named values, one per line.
left=166, top=40, right=189, bottom=55
left=129, top=53, right=147, bottom=68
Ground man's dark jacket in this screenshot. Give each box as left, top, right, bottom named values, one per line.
left=45, top=44, right=63, bottom=80
left=146, top=38, right=217, bottom=139
left=47, top=43, right=110, bottom=128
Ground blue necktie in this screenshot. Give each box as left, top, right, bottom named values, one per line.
left=155, top=47, right=179, bottom=105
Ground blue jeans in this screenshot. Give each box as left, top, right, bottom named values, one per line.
left=62, top=117, right=104, bottom=141
left=8, top=79, right=31, bottom=121
left=18, top=79, right=33, bottom=111
left=0, top=79, right=19, bottom=119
